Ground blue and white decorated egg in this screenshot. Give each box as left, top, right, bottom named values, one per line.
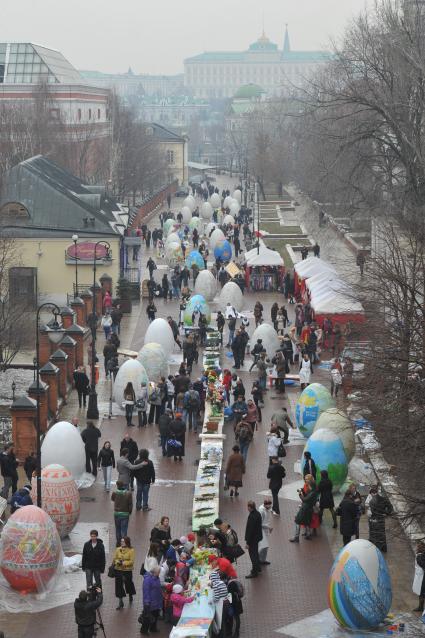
left=303, top=428, right=348, bottom=489
left=296, top=383, right=335, bottom=438
left=328, top=539, right=392, bottom=629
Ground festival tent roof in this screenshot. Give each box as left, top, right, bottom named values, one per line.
left=308, top=278, right=349, bottom=300
left=245, top=244, right=284, bottom=266
left=305, top=271, right=338, bottom=290
left=311, top=291, right=364, bottom=314
left=294, top=256, right=336, bottom=279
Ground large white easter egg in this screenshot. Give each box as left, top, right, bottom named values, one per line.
left=41, top=421, right=85, bottom=482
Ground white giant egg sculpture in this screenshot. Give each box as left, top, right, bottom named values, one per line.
left=219, top=281, right=244, bottom=312
left=181, top=206, right=192, bottom=224
left=183, top=196, right=195, bottom=213
left=113, top=359, right=149, bottom=403
left=138, top=343, right=169, bottom=382
left=195, top=269, right=217, bottom=301
left=249, top=323, right=280, bottom=357
left=41, top=421, right=85, bottom=482
left=200, top=202, right=213, bottom=220
left=230, top=201, right=240, bottom=216
left=166, top=232, right=181, bottom=246
left=233, top=189, right=242, bottom=203
left=210, top=193, right=221, bottom=208
left=144, top=317, right=175, bottom=357
left=223, top=214, right=235, bottom=226
left=165, top=241, right=184, bottom=264
left=223, top=196, right=233, bottom=209
left=209, top=228, right=225, bottom=249
left=206, top=222, right=217, bottom=237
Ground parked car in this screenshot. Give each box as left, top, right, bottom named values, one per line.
left=175, top=186, right=189, bottom=197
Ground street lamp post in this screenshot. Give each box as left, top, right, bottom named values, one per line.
left=86, top=241, right=111, bottom=420
left=35, top=303, right=64, bottom=507
left=72, top=234, right=79, bottom=298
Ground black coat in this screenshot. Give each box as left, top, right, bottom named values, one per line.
left=0, top=451, right=18, bottom=479
left=81, top=426, right=101, bottom=453
left=318, top=478, right=334, bottom=509
left=303, top=458, right=317, bottom=480
left=336, top=497, right=358, bottom=536
left=120, top=438, right=138, bottom=463
left=74, top=594, right=103, bottom=626
left=82, top=539, right=106, bottom=572
left=73, top=370, right=90, bottom=393
left=245, top=509, right=263, bottom=545
left=169, top=418, right=186, bottom=456
left=97, top=448, right=115, bottom=468
left=267, top=463, right=286, bottom=490
left=158, top=414, right=171, bottom=437
left=132, top=459, right=155, bottom=484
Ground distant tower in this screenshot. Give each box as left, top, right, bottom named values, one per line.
left=283, top=24, right=290, bottom=54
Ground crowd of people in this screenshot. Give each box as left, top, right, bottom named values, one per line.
left=0, top=181, right=405, bottom=638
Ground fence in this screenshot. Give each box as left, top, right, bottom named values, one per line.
left=129, top=180, right=178, bottom=229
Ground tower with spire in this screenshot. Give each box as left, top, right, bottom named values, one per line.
left=283, top=24, right=290, bottom=55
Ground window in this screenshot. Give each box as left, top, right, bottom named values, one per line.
left=77, top=108, right=82, bottom=121
left=167, top=149, right=175, bottom=165
left=97, top=108, right=101, bottom=119
left=0, top=64, right=4, bottom=83
left=88, top=108, right=92, bottom=120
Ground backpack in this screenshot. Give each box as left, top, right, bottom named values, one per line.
left=187, top=390, right=200, bottom=409
left=228, top=579, right=245, bottom=599
left=237, top=424, right=251, bottom=443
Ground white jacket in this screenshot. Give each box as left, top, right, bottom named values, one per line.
left=267, top=434, right=281, bottom=457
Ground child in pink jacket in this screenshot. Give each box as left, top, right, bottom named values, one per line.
left=170, top=584, right=194, bottom=625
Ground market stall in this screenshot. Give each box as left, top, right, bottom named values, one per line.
left=294, top=256, right=336, bottom=298
left=311, top=290, right=365, bottom=327
left=244, top=244, right=284, bottom=292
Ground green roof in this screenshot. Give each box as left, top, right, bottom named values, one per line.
left=185, top=51, right=245, bottom=62
left=231, top=102, right=255, bottom=115
left=234, top=83, right=264, bottom=99
left=282, top=51, right=332, bottom=62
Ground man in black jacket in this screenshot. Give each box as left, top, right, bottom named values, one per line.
left=120, top=433, right=138, bottom=491
left=0, top=443, right=19, bottom=499
left=336, top=491, right=358, bottom=546
left=231, top=330, right=245, bottom=369
left=158, top=409, right=172, bottom=457
left=267, top=457, right=286, bottom=516
left=74, top=589, right=103, bottom=637
left=81, top=423, right=101, bottom=476
left=82, top=530, right=106, bottom=589
left=133, top=449, right=155, bottom=511
left=244, top=500, right=263, bottom=578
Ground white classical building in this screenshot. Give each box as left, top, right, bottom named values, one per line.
left=184, top=27, right=331, bottom=99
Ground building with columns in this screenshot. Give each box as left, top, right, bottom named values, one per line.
left=184, top=27, right=331, bottom=99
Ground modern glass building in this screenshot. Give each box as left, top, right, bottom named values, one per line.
left=0, top=43, right=82, bottom=84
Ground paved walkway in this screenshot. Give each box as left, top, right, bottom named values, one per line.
left=0, top=180, right=416, bottom=638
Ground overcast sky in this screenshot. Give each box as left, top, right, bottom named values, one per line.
left=3, top=0, right=371, bottom=75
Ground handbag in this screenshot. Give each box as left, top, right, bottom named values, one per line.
left=258, top=400, right=265, bottom=408
left=227, top=544, right=245, bottom=560
left=107, top=564, right=116, bottom=578
left=277, top=442, right=286, bottom=458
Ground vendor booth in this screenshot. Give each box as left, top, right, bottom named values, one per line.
left=311, top=290, right=365, bottom=327
left=244, top=244, right=284, bottom=292
left=294, top=257, right=336, bottom=298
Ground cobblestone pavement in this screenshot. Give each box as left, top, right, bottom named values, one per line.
left=1, top=180, right=416, bottom=638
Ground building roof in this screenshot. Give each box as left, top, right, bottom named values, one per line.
left=184, top=29, right=331, bottom=65
left=234, top=83, right=264, bottom=99
left=0, top=155, right=124, bottom=238
left=146, top=122, right=186, bottom=142
left=0, top=42, right=82, bottom=84
left=248, top=33, right=278, bottom=52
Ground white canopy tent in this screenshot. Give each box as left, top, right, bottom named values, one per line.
left=246, top=245, right=284, bottom=266
left=311, top=292, right=364, bottom=315
left=294, top=256, right=337, bottom=280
